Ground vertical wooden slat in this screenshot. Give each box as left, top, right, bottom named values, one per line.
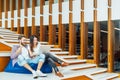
left=69, top=0, right=76, bottom=55
left=69, top=0, right=72, bottom=11
left=11, top=0, right=15, bottom=31
left=4, top=0, right=9, bottom=29
left=40, top=0, right=45, bottom=41
left=58, top=0, right=63, bottom=48
left=24, top=0, right=29, bottom=37
left=17, top=0, right=22, bottom=34
left=93, top=10, right=100, bottom=66
left=48, top=0, right=55, bottom=44
left=81, top=0, right=84, bottom=10
left=108, top=0, right=111, bottom=7
left=80, top=0, right=87, bottom=59
left=58, top=14, right=62, bottom=48
left=0, top=0, right=2, bottom=27
left=81, top=11, right=87, bottom=59
left=94, top=0, right=97, bottom=8
left=31, top=0, right=36, bottom=35
left=49, top=0, right=53, bottom=14
left=108, top=8, right=114, bottom=72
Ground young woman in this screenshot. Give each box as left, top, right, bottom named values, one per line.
left=29, top=35, right=69, bottom=77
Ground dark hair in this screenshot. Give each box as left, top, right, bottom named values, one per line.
left=18, top=35, right=25, bottom=40
left=30, top=35, right=38, bottom=52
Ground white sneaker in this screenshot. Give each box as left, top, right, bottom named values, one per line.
left=36, top=70, right=47, bottom=77
left=32, top=71, right=38, bottom=79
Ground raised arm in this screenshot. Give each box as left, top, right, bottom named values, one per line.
left=10, top=45, right=22, bottom=59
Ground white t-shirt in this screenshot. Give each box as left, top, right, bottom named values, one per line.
left=28, top=43, right=43, bottom=55
left=20, top=45, right=30, bottom=59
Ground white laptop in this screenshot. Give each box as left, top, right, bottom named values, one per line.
left=40, top=45, right=51, bottom=53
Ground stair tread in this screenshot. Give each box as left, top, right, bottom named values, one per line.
left=0, top=52, right=11, bottom=57
left=64, top=59, right=86, bottom=63
left=90, top=72, right=119, bottom=80
left=50, top=48, right=62, bottom=50
left=60, top=67, right=107, bottom=79
left=52, top=51, right=69, bottom=55
left=112, top=78, right=120, bottom=80
left=61, top=63, right=96, bottom=70
left=59, top=55, right=78, bottom=58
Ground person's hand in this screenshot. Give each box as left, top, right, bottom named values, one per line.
left=30, top=54, right=36, bottom=59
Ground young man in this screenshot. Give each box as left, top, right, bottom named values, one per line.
left=10, top=35, right=47, bottom=79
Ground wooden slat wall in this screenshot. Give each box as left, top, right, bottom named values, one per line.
left=69, top=0, right=76, bottom=55
left=49, top=0, right=55, bottom=44
left=17, top=0, right=22, bottom=34
left=80, top=0, right=88, bottom=59
left=11, top=0, right=15, bottom=31
left=24, top=0, right=29, bottom=38
left=4, top=0, right=9, bottom=29
left=31, top=0, right=36, bottom=35
left=40, top=0, right=45, bottom=41
left=93, top=0, right=100, bottom=66
left=108, top=0, right=114, bottom=72
left=0, top=0, right=2, bottom=27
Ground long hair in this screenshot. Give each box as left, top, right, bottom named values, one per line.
left=30, top=35, right=38, bottom=52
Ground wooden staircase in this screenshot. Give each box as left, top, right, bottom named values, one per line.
left=0, top=28, right=120, bottom=80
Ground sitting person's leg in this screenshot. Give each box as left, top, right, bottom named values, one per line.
left=29, top=54, right=47, bottom=77
left=17, top=55, right=38, bottom=79
left=44, top=52, right=69, bottom=67
left=47, top=58, right=63, bottom=77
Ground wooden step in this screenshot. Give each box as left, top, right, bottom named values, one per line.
left=61, top=63, right=96, bottom=70
left=50, top=48, right=62, bottom=52
left=112, top=78, right=120, bottom=80
left=64, top=59, right=87, bottom=65
left=60, top=68, right=107, bottom=80
left=89, top=73, right=119, bottom=80
left=58, top=55, right=78, bottom=59
left=52, top=51, right=69, bottom=55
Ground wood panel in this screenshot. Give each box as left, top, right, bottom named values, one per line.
left=58, top=0, right=63, bottom=12
left=0, top=0, right=1, bottom=27
left=4, top=0, right=9, bottom=29
left=69, top=0, right=73, bottom=11
left=40, top=0, right=45, bottom=14
left=58, top=0, right=63, bottom=48
left=48, top=0, right=54, bottom=44
left=108, top=0, right=111, bottom=7
left=24, top=18, right=28, bottom=38
left=40, top=0, right=45, bottom=41
left=62, top=75, right=92, bottom=80
left=58, top=14, right=62, bottom=48
left=0, top=57, right=10, bottom=71
left=31, top=0, right=36, bottom=35
left=69, top=13, right=76, bottom=55
left=11, top=0, right=15, bottom=31
left=40, top=16, right=45, bottom=41
left=0, top=42, right=11, bottom=51
left=81, top=0, right=84, bottom=10
left=17, top=0, right=22, bottom=34
left=93, top=10, right=100, bottom=67
left=108, top=8, right=114, bottom=72
left=94, top=0, right=97, bottom=8
left=31, top=17, right=36, bottom=35
left=80, top=11, right=88, bottom=59
left=24, top=0, right=29, bottom=38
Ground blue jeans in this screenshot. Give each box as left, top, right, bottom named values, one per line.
left=17, top=54, right=45, bottom=66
